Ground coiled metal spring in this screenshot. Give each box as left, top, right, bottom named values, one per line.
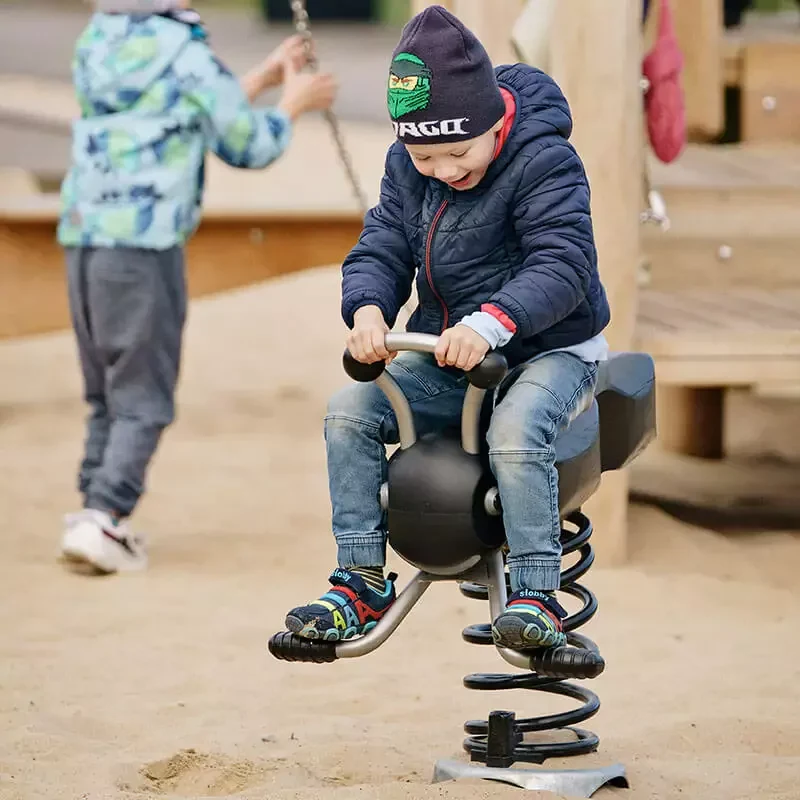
left=458, top=511, right=605, bottom=765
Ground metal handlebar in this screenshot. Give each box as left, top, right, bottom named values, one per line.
left=342, top=333, right=508, bottom=390
left=341, top=333, right=508, bottom=454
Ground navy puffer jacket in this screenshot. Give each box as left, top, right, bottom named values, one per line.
left=341, top=63, right=611, bottom=367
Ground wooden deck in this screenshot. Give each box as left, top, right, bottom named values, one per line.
left=637, top=289, right=800, bottom=386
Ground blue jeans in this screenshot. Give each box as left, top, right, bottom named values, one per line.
left=324, top=351, right=598, bottom=592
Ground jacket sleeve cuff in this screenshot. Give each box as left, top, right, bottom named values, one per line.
left=480, top=303, right=517, bottom=334
left=342, top=292, right=394, bottom=328
left=458, top=311, right=515, bottom=349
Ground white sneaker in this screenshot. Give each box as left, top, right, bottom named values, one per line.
left=61, top=509, right=147, bottom=574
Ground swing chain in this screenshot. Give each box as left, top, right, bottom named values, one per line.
left=289, top=0, right=369, bottom=214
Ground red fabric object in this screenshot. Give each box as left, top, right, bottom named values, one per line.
left=642, top=0, right=686, bottom=164
left=492, top=88, right=517, bottom=160
left=481, top=303, right=517, bottom=333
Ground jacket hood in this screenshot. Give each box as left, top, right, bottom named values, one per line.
left=489, top=63, right=573, bottom=174
left=75, top=14, right=192, bottom=116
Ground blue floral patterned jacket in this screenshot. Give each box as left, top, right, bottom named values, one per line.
left=58, top=13, right=291, bottom=249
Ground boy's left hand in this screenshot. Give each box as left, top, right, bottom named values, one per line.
left=262, top=35, right=314, bottom=87
left=435, top=325, right=491, bottom=371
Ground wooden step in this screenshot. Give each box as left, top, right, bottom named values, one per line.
left=641, top=234, right=800, bottom=290
left=643, top=144, right=800, bottom=288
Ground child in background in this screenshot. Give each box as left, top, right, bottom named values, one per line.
left=59, top=0, right=336, bottom=573
left=284, top=5, right=610, bottom=651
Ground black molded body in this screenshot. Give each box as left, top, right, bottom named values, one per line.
left=387, top=435, right=505, bottom=572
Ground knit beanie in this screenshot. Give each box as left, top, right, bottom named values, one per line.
left=387, top=5, right=505, bottom=144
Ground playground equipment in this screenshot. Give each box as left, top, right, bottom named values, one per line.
left=638, top=141, right=800, bottom=459
left=269, top=333, right=656, bottom=795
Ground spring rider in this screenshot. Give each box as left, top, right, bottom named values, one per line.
left=269, top=332, right=656, bottom=797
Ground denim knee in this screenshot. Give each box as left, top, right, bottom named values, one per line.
left=486, top=384, right=557, bottom=455
left=326, top=382, right=385, bottom=425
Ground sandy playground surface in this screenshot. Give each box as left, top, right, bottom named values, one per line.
left=1, top=266, right=800, bottom=800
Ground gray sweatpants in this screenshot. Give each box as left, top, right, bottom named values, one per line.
left=65, top=246, right=187, bottom=517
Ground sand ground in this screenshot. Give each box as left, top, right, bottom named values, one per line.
left=1, top=267, right=799, bottom=800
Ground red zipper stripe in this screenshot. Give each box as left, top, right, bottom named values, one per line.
left=425, top=199, right=449, bottom=332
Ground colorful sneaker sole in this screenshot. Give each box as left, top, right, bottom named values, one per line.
left=491, top=613, right=567, bottom=650
left=285, top=616, right=379, bottom=642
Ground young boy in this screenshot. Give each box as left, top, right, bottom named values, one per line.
left=284, top=5, right=610, bottom=650
left=59, top=0, right=336, bottom=574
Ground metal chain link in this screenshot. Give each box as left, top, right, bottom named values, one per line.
left=289, top=0, right=369, bottom=214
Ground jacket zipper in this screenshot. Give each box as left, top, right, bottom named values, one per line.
left=425, top=198, right=450, bottom=332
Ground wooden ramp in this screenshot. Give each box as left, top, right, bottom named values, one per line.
left=0, top=75, right=393, bottom=340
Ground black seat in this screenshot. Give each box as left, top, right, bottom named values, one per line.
left=554, top=352, right=656, bottom=515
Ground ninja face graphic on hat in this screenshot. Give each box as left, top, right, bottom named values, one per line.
left=388, top=53, right=432, bottom=119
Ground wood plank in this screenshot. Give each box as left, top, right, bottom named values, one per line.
left=652, top=289, right=800, bottom=327
left=670, top=0, right=724, bottom=140
left=647, top=143, right=800, bottom=190
left=639, top=289, right=800, bottom=326
left=642, top=357, right=800, bottom=386
left=0, top=216, right=362, bottom=340
left=642, top=235, right=800, bottom=290
left=741, top=41, right=800, bottom=143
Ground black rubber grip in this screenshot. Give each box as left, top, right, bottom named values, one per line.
left=466, top=351, right=508, bottom=389
left=268, top=631, right=338, bottom=664
left=529, top=646, right=605, bottom=680
left=342, top=349, right=387, bottom=383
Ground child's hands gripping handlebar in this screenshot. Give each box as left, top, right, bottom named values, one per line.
left=347, top=306, right=493, bottom=373
left=343, top=332, right=508, bottom=390
left=346, top=305, right=395, bottom=365
left=434, top=326, right=490, bottom=371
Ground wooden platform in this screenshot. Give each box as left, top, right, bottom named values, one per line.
left=637, top=289, right=800, bottom=386
left=636, top=287, right=800, bottom=459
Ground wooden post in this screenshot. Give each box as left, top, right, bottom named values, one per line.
left=410, top=0, right=453, bottom=15
left=549, top=0, right=644, bottom=566
left=656, top=385, right=725, bottom=459
left=451, top=0, right=524, bottom=65
left=669, top=0, right=725, bottom=142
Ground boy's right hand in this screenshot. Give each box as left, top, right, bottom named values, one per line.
left=277, top=58, right=337, bottom=121
left=347, top=305, right=393, bottom=364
